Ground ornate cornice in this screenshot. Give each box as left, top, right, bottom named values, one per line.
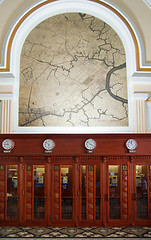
left=0, top=0, right=150, bottom=72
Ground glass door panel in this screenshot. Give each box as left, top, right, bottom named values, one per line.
left=53, top=164, right=74, bottom=222
left=136, top=165, right=148, bottom=219
left=34, top=165, right=45, bottom=219
left=25, top=165, right=45, bottom=221
left=81, top=165, right=86, bottom=220
left=109, top=165, right=120, bottom=219
left=61, top=165, right=73, bottom=220
left=96, top=165, right=101, bottom=220
left=7, top=165, right=18, bottom=219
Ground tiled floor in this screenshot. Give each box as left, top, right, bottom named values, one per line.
left=0, top=226, right=151, bottom=239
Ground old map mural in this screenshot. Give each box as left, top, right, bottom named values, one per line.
left=19, top=13, right=128, bottom=127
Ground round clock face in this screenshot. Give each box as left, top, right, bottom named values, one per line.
left=2, top=139, right=14, bottom=150
left=126, top=139, right=137, bottom=150
left=85, top=139, right=96, bottom=150
left=43, top=139, right=55, bottom=151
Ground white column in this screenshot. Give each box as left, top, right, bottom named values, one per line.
left=145, top=96, right=151, bottom=132
left=133, top=93, right=148, bottom=133
left=1, top=99, right=13, bottom=133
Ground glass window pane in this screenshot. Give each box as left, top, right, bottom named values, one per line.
left=96, top=165, right=100, bottom=220
left=34, top=165, right=45, bottom=219
left=109, top=165, right=120, bottom=219
left=81, top=165, right=86, bottom=220
left=136, top=165, right=148, bottom=219
left=61, top=165, right=73, bottom=219
left=7, top=165, right=18, bottom=219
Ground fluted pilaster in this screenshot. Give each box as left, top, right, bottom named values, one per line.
left=1, top=99, right=13, bottom=133
left=133, top=94, right=147, bottom=133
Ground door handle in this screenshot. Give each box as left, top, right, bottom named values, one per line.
left=72, top=195, right=75, bottom=199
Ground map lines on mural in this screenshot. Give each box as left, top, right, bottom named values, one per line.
left=19, top=13, right=128, bottom=127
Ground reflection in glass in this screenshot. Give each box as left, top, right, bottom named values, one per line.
left=96, top=165, right=100, bottom=220
left=136, top=165, right=148, bottom=219
left=34, top=165, right=45, bottom=219
left=81, top=165, right=86, bottom=219
left=61, top=165, right=73, bottom=219
left=7, top=165, right=18, bottom=219
left=109, top=165, right=120, bottom=219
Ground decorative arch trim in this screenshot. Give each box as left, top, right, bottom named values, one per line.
left=0, top=0, right=149, bottom=72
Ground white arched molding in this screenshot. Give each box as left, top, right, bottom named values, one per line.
left=0, top=0, right=151, bottom=133
left=143, top=0, right=151, bottom=9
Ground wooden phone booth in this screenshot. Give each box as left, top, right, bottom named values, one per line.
left=0, top=134, right=151, bottom=226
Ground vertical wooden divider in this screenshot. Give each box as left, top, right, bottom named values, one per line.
left=149, top=165, right=151, bottom=219
left=53, top=165, right=60, bottom=221
left=74, top=157, right=79, bottom=226
left=47, top=157, right=51, bottom=224
left=19, top=158, right=24, bottom=223
left=87, top=165, right=94, bottom=220
left=0, top=165, right=5, bottom=220
left=26, top=165, right=32, bottom=221
left=122, top=165, right=128, bottom=220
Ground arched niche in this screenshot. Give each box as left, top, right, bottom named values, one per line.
left=0, top=0, right=150, bottom=133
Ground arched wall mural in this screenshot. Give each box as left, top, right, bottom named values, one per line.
left=19, top=13, right=128, bottom=128
left=0, top=0, right=150, bottom=133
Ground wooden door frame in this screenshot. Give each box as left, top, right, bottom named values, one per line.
left=22, top=159, right=48, bottom=226
left=50, top=157, right=76, bottom=226
left=105, top=157, right=130, bottom=227
left=0, top=158, right=21, bottom=226
left=1, top=154, right=151, bottom=227
left=131, top=158, right=151, bottom=226
left=76, top=157, right=103, bottom=226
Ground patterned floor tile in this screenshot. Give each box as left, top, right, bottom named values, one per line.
left=0, top=226, right=151, bottom=238
left=123, top=226, right=148, bottom=236
left=57, top=227, right=85, bottom=237
left=90, top=227, right=117, bottom=236
left=25, top=227, right=54, bottom=236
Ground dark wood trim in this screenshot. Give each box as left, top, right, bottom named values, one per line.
left=0, top=134, right=151, bottom=226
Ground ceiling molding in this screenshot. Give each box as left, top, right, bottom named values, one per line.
left=0, top=0, right=149, bottom=72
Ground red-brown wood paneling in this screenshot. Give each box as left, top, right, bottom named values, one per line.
left=0, top=134, right=151, bottom=227
left=0, top=165, right=5, bottom=220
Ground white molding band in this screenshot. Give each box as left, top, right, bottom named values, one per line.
left=0, top=0, right=148, bottom=72
left=11, top=0, right=135, bottom=133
